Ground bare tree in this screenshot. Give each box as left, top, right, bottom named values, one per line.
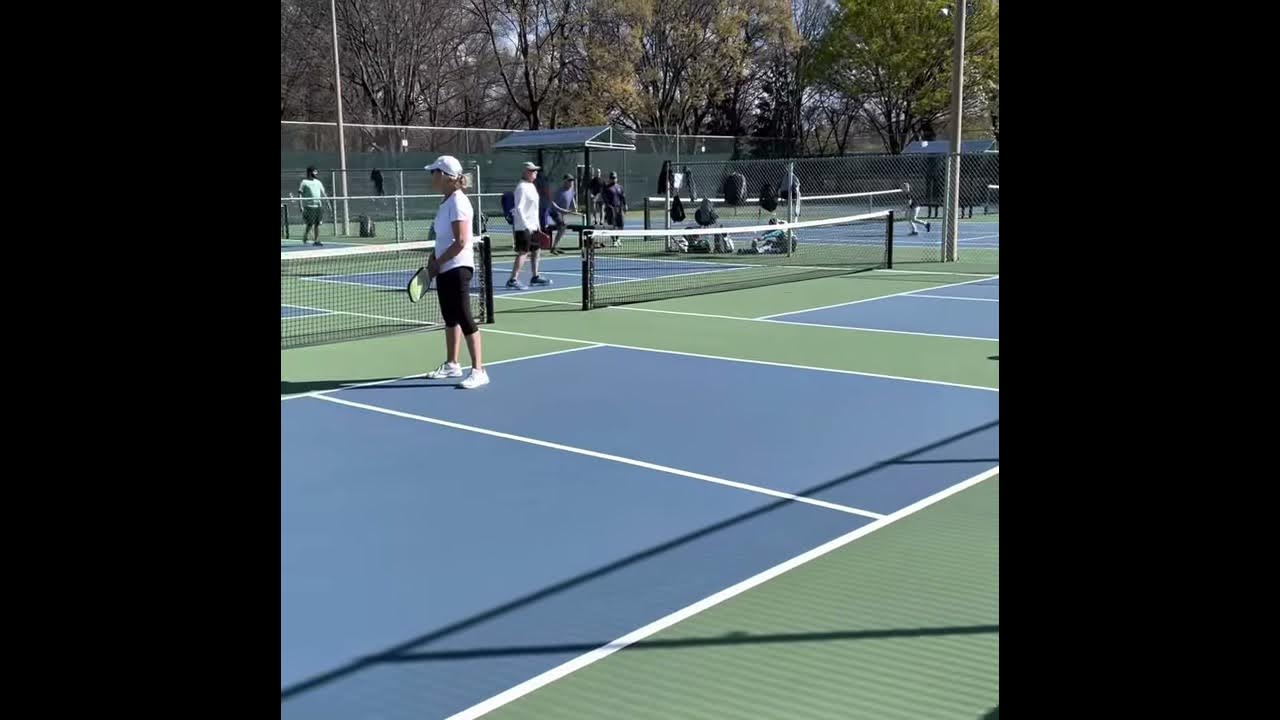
left=281, top=0, right=996, bottom=156
left=333, top=0, right=449, bottom=126
left=469, top=0, right=578, bottom=129
left=280, top=0, right=334, bottom=120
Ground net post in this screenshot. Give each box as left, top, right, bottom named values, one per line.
left=330, top=171, right=339, bottom=237
left=397, top=172, right=405, bottom=242
left=581, top=229, right=594, bottom=310
left=943, top=0, right=966, bottom=263
left=644, top=199, right=651, bottom=230
left=474, top=163, right=484, bottom=236
left=664, top=181, right=671, bottom=231
left=481, top=236, right=495, bottom=323
left=786, top=161, right=795, bottom=258
left=886, top=210, right=895, bottom=269
left=943, top=153, right=960, bottom=262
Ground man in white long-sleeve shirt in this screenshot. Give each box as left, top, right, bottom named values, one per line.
left=506, top=162, right=552, bottom=290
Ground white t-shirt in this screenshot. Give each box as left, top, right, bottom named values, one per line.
left=433, top=191, right=475, bottom=274
left=297, top=178, right=326, bottom=208
left=513, top=180, right=540, bottom=232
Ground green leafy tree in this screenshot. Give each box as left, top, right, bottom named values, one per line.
left=813, top=0, right=998, bottom=153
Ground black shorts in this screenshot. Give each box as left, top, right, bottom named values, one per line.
left=435, top=266, right=477, bottom=335
left=513, top=229, right=536, bottom=252
left=302, top=206, right=324, bottom=225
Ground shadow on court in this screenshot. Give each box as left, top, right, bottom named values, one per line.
left=494, top=301, right=578, bottom=314
left=385, top=624, right=1000, bottom=662
left=281, top=378, right=402, bottom=396
left=282, top=419, right=998, bottom=699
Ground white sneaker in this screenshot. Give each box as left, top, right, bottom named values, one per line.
left=427, top=362, right=462, bottom=379
left=459, top=368, right=490, bottom=389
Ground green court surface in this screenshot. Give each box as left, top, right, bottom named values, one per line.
left=486, top=475, right=999, bottom=720
left=282, top=260, right=998, bottom=718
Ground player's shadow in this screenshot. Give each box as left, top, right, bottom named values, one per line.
left=282, top=419, right=999, bottom=700
left=281, top=379, right=398, bottom=396
left=385, top=624, right=999, bottom=662
left=281, top=378, right=459, bottom=395
left=495, top=302, right=578, bottom=314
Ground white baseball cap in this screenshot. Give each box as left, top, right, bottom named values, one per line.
left=521, top=162, right=541, bottom=171
left=425, top=155, right=463, bottom=177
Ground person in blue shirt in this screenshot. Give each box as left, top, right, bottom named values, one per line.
left=548, top=175, right=579, bottom=255
left=601, top=171, right=627, bottom=244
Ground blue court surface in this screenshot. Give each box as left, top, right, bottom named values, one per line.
left=767, top=277, right=999, bottom=341
left=893, top=220, right=1000, bottom=249
left=281, top=346, right=999, bottom=718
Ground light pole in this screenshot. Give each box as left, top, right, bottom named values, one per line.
left=942, top=1, right=966, bottom=262
left=330, top=0, right=350, bottom=236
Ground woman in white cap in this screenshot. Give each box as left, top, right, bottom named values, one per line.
left=423, top=155, right=488, bottom=389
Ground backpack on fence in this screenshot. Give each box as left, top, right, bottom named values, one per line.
left=501, top=191, right=516, bottom=225
left=722, top=172, right=747, bottom=206
left=758, top=183, right=779, bottom=213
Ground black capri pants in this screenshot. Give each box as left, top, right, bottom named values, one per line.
left=435, top=266, right=478, bottom=335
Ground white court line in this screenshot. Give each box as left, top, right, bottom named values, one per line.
left=531, top=272, right=640, bottom=282
left=280, top=304, right=335, bottom=321
left=876, top=269, right=996, bottom=277
left=483, top=328, right=998, bottom=393
left=490, top=266, right=716, bottom=298
left=496, top=295, right=578, bottom=306
left=502, top=271, right=638, bottom=284
left=498, top=260, right=754, bottom=299
left=756, top=275, right=998, bottom=320
left=446, top=464, right=1000, bottom=720
left=281, top=344, right=603, bottom=401
left=300, top=275, right=402, bottom=291
left=768, top=319, right=997, bottom=342
left=312, top=393, right=884, bottom=520
left=599, top=254, right=753, bottom=268
left=609, top=306, right=997, bottom=342
left=280, top=306, right=439, bottom=329
left=905, top=294, right=999, bottom=303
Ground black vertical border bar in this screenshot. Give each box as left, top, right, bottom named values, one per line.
left=886, top=210, right=894, bottom=269
left=581, top=229, right=593, bottom=310
left=481, top=235, right=495, bottom=323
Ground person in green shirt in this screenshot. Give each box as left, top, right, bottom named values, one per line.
left=297, top=166, right=327, bottom=246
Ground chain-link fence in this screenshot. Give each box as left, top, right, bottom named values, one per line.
left=282, top=121, right=997, bottom=270
left=280, top=192, right=510, bottom=246
left=281, top=152, right=510, bottom=245
left=938, top=154, right=999, bottom=274
left=282, top=122, right=788, bottom=216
